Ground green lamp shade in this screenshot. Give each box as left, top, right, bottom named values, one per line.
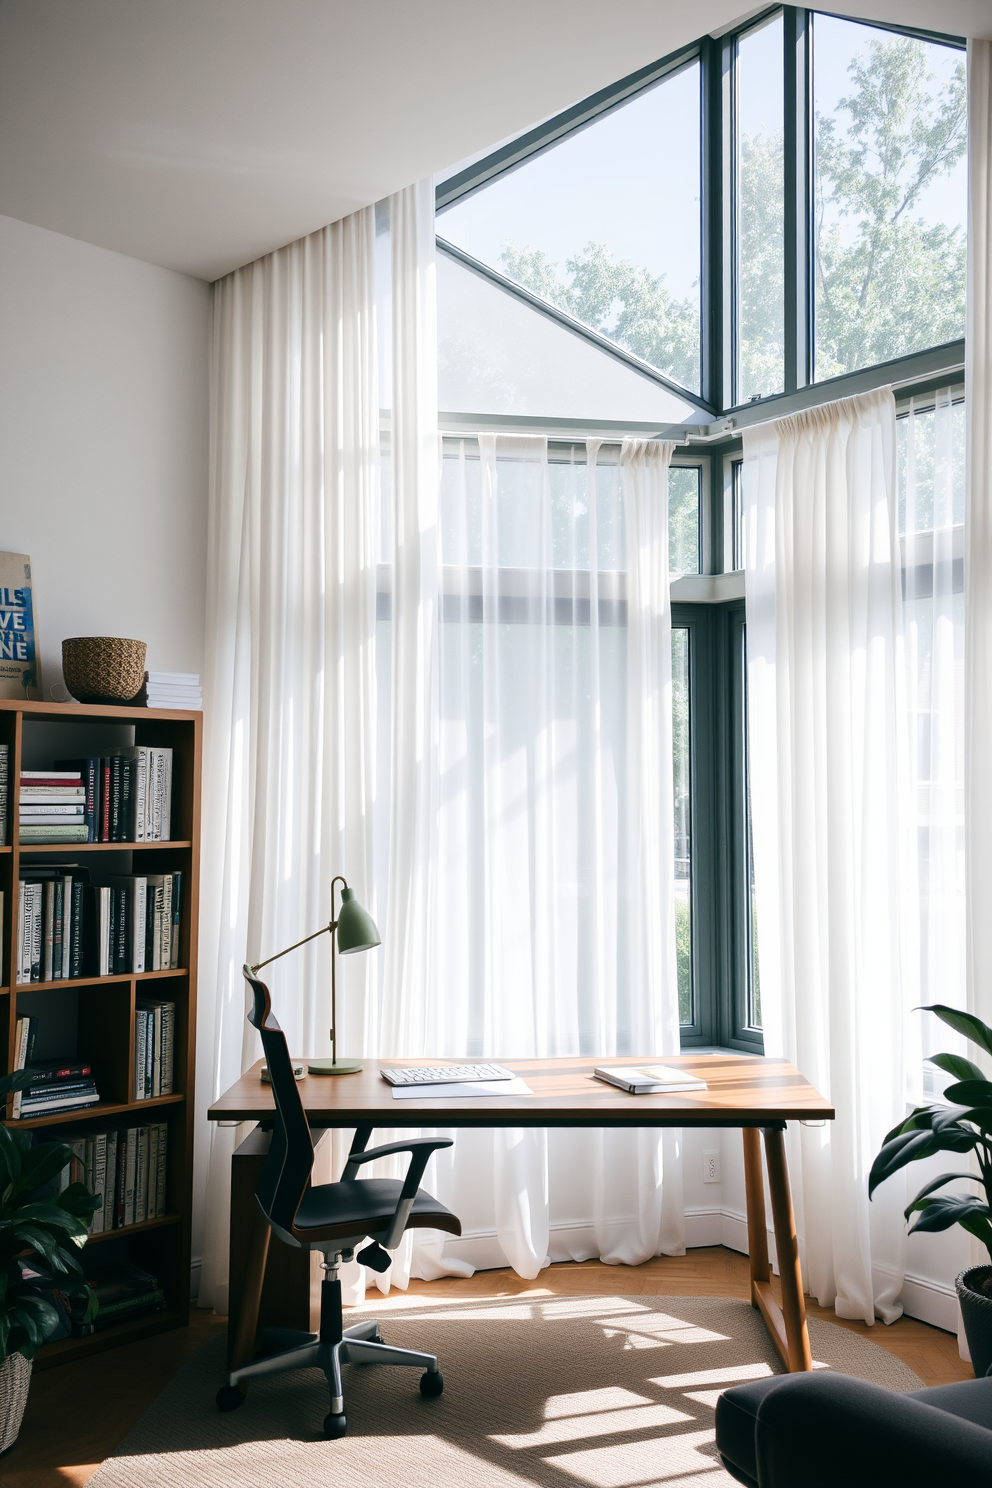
left=335, top=885, right=381, bottom=954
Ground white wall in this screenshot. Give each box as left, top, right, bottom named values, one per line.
left=0, top=213, right=210, bottom=691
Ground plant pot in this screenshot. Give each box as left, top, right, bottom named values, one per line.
left=0, top=1351, right=32, bottom=1455
left=957, top=1267, right=992, bottom=1378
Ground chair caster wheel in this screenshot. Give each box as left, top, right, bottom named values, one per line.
left=323, top=1411, right=347, bottom=1438
left=420, top=1369, right=444, bottom=1398
left=216, top=1385, right=244, bottom=1412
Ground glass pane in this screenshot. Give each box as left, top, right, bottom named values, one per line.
left=672, top=627, right=692, bottom=1024
left=730, top=459, right=744, bottom=571
left=813, top=19, right=966, bottom=381
left=437, top=252, right=706, bottom=426
left=438, top=62, right=703, bottom=392
left=669, top=466, right=701, bottom=574
left=737, top=13, right=785, bottom=402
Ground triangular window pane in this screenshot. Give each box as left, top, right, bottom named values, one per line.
left=438, top=251, right=705, bottom=426
left=438, top=60, right=702, bottom=393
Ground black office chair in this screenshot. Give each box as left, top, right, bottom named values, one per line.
left=215, top=970, right=462, bottom=1438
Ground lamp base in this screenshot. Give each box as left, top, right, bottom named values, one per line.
left=307, top=1058, right=364, bottom=1076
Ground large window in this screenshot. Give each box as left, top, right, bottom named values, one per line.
left=439, top=61, right=703, bottom=394
left=430, top=10, right=966, bottom=1053
left=438, top=8, right=965, bottom=417
left=813, top=18, right=967, bottom=380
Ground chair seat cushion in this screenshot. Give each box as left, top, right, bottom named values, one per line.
left=292, top=1177, right=461, bottom=1243
left=908, top=1377, right=992, bottom=1431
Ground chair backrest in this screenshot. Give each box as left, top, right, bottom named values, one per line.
left=244, top=970, right=314, bottom=1234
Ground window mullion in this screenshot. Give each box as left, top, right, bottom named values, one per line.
left=783, top=6, right=811, bottom=394
left=700, top=36, right=731, bottom=415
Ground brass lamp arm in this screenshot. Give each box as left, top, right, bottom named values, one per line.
left=247, top=920, right=334, bottom=976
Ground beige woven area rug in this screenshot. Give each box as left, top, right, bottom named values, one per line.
left=88, top=1294, right=922, bottom=1488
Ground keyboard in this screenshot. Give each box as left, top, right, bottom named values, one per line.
left=381, top=1063, right=513, bottom=1087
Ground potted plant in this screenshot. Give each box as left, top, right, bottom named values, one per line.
left=0, top=1069, right=99, bottom=1454
left=870, top=1003, right=992, bottom=1377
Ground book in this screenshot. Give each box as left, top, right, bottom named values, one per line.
left=592, top=1064, right=708, bottom=1095
left=54, top=759, right=99, bottom=840
left=10, top=1016, right=36, bottom=1117
left=0, top=742, right=9, bottom=845
left=0, top=552, right=41, bottom=699
left=20, top=823, right=89, bottom=843
left=25, top=1059, right=93, bottom=1083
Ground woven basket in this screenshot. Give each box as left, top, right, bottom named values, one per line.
left=62, top=636, right=147, bottom=704
left=0, top=1351, right=31, bottom=1455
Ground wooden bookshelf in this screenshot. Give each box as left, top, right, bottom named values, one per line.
left=0, top=697, right=201, bottom=1369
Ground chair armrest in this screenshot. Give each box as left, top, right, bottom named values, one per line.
left=342, top=1136, right=453, bottom=1182
left=754, top=1373, right=992, bottom=1488
left=343, top=1137, right=454, bottom=1250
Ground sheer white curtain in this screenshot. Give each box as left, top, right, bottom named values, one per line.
left=194, top=212, right=381, bottom=1311
left=743, top=389, right=918, bottom=1325
left=902, top=390, right=966, bottom=1069
left=966, top=39, right=992, bottom=1037
left=385, top=435, right=685, bottom=1278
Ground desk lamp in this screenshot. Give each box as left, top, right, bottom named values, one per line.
left=245, top=875, right=380, bottom=1076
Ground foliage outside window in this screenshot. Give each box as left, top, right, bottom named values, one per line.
left=813, top=21, right=966, bottom=380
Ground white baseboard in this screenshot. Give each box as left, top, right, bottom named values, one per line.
left=427, top=1211, right=958, bottom=1334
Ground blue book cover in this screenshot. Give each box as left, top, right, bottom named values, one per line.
left=0, top=552, right=41, bottom=699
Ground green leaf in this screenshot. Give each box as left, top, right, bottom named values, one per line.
left=929, top=1053, right=986, bottom=1083
left=904, top=1171, right=983, bottom=1218
left=14, top=1141, right=74, bottom=1197
left=882, top=1106, right=937, bottom=1145
left=869, top=1125, right=976, bottom=1197
left=919, top=1005, right=992, bottom=1059
left=943, top=1080, right=992, bottom=1108
left=0, top=1124, right=23, bottom=1189
left=0, top=1068, right=35, bottom=1097
left=907, top=1195, right=992, bottom=1233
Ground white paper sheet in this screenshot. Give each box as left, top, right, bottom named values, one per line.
left=391, top=1077, right=534, bottom=1100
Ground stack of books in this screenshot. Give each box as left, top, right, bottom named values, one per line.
left=9, top=1038, right=100, bottom=1118
left=16, top=868, right=182, bottom=982
left=19, top=769, right=87, bottom=843
left=72, top=1262, right=167, bottom=1335
left=145, top=672, right=201, bottom=710
left=0, top=741, right=8, bottom=844
left=62, top=1120, right=169, bottom=1232
left=135, top=1000, right=176, bottom=1099
left=54, top=749, right=173, bottom=842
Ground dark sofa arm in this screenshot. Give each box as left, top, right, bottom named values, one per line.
left=754, top=1373, right=992, bottom=1488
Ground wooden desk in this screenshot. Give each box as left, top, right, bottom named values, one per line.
left=209, top=1053, right=833, bottom=1375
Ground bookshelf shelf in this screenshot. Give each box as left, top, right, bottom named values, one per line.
left=10, top=1093, right=185, bottom=1129
left=84, top=1212, right=182, bottom=1244
left=0, top=697, right=200, bottom=1366
left=34, top=1309, right=184, bottom=1370
left=18, top=840, right=193, bottom=853
left=13, top=967, right=189, bottom=994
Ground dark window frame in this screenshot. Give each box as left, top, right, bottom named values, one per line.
left=436, top=6, right=966, bottom=422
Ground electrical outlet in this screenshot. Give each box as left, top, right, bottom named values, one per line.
left=703, top=1149, right=721, bottom=1184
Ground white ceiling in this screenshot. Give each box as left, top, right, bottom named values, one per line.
left=1, top=0, right=988, bottom=283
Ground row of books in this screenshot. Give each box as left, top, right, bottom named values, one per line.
left=9, top=1032, right=100, bottom=1118
left=15, top=867, right=183, bottom=982
left=18, top=750, right=173, bottom=843
left=59, top=1120, right=170, bottom=1232
left=135, top=999, right=176, bottom=1099
left=0, top=742, right=7, bottom=845
left=31, top=1260, right=168, bottom=1340
left=146, top=671, right=202, bottom=709
left=10, top=1011, right=176, bottom=1116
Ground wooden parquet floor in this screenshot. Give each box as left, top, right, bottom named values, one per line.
left=7, top=1247, right=971, bottom=1488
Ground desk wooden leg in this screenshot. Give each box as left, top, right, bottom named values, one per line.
left=228, top=1205, right=270, bottom=1379
left=742, top=1126, right=812, bottom=1373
